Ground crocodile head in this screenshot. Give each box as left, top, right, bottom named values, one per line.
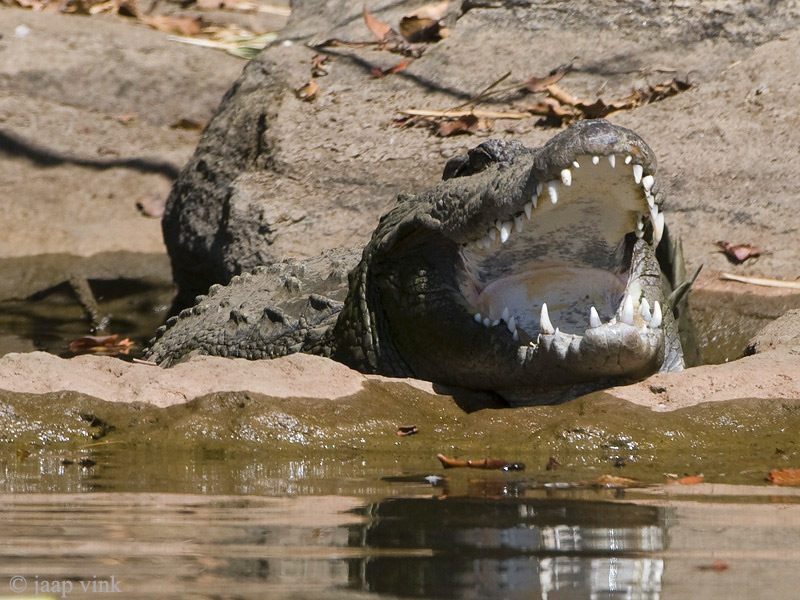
left=334, top=119, right=685, bottom=401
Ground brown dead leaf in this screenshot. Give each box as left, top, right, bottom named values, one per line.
left=171, top=118, right=205, bottom=131
left=436, top=114, right=480, bottom=136
left=716, top=241, right=764, bottom=264
left=399, top=16, right=448, bottom=43
left=396, top=425, right=418, bottom=436
left=405, top=0, right=448, bottom=20
left=311, top=54, right=330, bottom=77
left=436, top=453, right=525, bottom=471
left=295, top=80, right=318, bottom=101
left=363, top=6, right=392, bottom=42
left=697, top=560, right=730, bottom=573
left=524, top=61, right=574, bottom=93
left=545, top=456, right=561, bottom=471
left=678, top=474, right=705, bottom=485
left=591, top=474, right=645, bottom=488
left=767, top=468, right=800, bottom=485
left=135, top=192, right=165, bottom=218
left=140, top=14, right=203, bottom=36
left=371, top=60, right=409, bottom=78
left=69, top=334, right=133, bottom=356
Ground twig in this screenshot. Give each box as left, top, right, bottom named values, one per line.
left=449, top=71, right=512, bottom=111
left=400, top=108, right=530, bottom=119
left=720, top=272, right=800, bottom=290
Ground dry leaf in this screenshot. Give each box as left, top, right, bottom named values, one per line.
left=295, top=80, right=318, bottom=101
left=405, top=0, right=448, bottom=19
left=678, top=474, right=705, bottom=485
left=767, top=468, right=800, bottom=485
left=591, top=474, right=645, bottom=488
left=141, top=14, right=203, bottom=36
left=436, top=453, right=525, bottom=471
left=545, top=456, right=561, bottom=471
left=136, top=192, right=165, bottom=218
left=524, top=62, right=574, bottom=93
left=69, top=334, right=133, bottom=356
left=363, top=6, right=392, bottom=42
left=396, top=425, right=418, bottom=436
left=717, top=241, right=764, bottom=264
left=371, top=60, right=408, bottom=78
left=436, top=114, right=480, bottom=136
left=311, top=54, right=329, bottom=77
left=399, top=16, right=448, bottom=43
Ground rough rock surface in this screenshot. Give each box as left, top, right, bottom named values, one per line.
left=163, top=0, right=800, bottom=309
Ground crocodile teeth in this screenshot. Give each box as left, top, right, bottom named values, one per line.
left=514, top=215, right=524, bottom=233
left=488, top=228, right=497, bottom=241
left=483, top=317, right=491, bottom=327
left=481, top=235, right=492, bottom=248
left=560, top=168, right=572, bottom=187
left=621, top=295, right=635, bottom=326
left=540, top=303, right=555, bottom=334
left=654, top=212, right=665, bottom=247
left=650, top=301, right=662, bottom=328
left=507, top=315, right=516, bottom=333
left=501, top=306, right=510, bottom=322
left=646, top=190, right=655, bottom=208
left=547, top=181, right=558, bottom=204
left=474, top=312, right=482, bottom=323
left=524, top=201, right=532, bottom=219
left=500, top=221, right=512, bottom=243
left=536, top=182, right=543, bottom=198
left=625, top=155, right=632, bottom=165
left=642, top=174, right=654, bottom=192
left=592, top=155, right=600, bottom=165
left=608, top=154, right=616, bottom=168
left=632, top=164, right=643, bottom=184
left=512, top=330, right=519, bottom=341
left=589, top=306, right=602, bottom=329
left=572, top=160, right=580, bottom=169
left=639, top=298, right=652, bottom=322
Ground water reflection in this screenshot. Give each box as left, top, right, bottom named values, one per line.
left=352, top=496, right=667, bottom=599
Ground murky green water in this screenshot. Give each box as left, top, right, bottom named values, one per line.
left=1, top=448, right=799, bottom=599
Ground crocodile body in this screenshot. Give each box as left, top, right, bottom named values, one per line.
left=148, top=120, right=695, bottom=402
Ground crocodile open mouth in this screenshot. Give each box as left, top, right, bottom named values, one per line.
left=458, top=151, right=665, bottom=355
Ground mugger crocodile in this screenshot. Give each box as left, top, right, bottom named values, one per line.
left=147, top=119, right=697, bottom=403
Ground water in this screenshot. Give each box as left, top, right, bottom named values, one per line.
left=0, top=449, right=798, bottom=599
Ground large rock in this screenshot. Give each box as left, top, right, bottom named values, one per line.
left=163, top=0, right=800, bottom=308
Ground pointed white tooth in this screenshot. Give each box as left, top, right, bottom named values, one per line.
left=482, top=235, right=492, bottom=247
left=547, top=181, right=558, bottom=204
left=524, top=201, right=532, bottom=219
left=540, top=303, right=555, bottom=334
left=608, top=154, right=616, bottom=168
left=632, top=164, right=643, bottom=184
left=483, top=317, right=491, bottom=327
left=500, top=221, right=512, bottom=243
left=560, top=168, right=572, bottom=187
left=592, top=155, right=600, bottom=165
left=654, top=212, right=665, bottom=247
left=495, top=219, right=503, bottom=230
left=589, top=306, right=601, bottom=329
left=536, top=182, right=543, bottom=198
left=572, top=160, right=580, bottom=169
left=650, top=301, right=662, bottom=329
left=492, top=319, right=500, bottom=326
left=621, top=295, right=634, bottom=325
left=636, top=213, right=645, bottom=231
left=501, top=307, right=510, bottom=323
left=646, top=191, right=655, bottom=208
left=532, top=194, right=538, bottom=209
left=625, top=155, right=632, bottom=165
left=635, top=229, right=644, bottom=239
left=639, top=298, right=651, bottom=322
left=514, top=215, right=524, bottom=232
left=642, top=174, right=654, bottom=192
left=488, top=228, right=497, bottom=241
left=554, top=327, right=562, bottom=342
left=507, top=315, right=516, bottom=333
left=512, top=330, right=519, bottom=341
left=474, top=312, right=482, bottom=323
